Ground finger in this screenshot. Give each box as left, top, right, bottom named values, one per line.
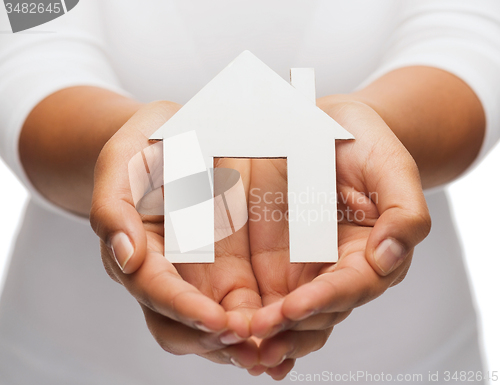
left=218, top=311, right=252, bottom=345
left=248, top=159, right=289, bottom=260
left=265, top=359, right=296, bottom=381
left=251, top=299, right=285, bottom=338
left=365, top=146, right=430, bottom=276
left=143, top=305, right=260, bottom=369
left=143, top=305, right=227, bottom=355
left=248, top=365, right=268, bottom=376
left=281, top=251, right=400, bottom=321
left=173, top=156, right=261, bottom=336
left=259, top=329, right=332, bottom=368
left=216, top=249, right=261, bottom=343
left=120, top=249, right=228, bottom=332
left=174, top=242, right=260, bottom=340
left=90, top=101, right=180, bottom=274
left=328, top=101, right=431, bottom=277
left=286, top=311, right=351, bottom=332
left=212, top=217, right=262, bottom=328
left=218, top=339, right=260, bottom=370
left=252, top=300, right=350, bottom=336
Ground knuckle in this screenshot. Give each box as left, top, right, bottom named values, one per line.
left=408, top=207, right=432, bottom=240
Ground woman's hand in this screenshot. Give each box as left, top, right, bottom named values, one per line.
left=247, top=97, right=431, bottom=380
left=90, top=98, right=431, bottom=379
left=247, top=66, right=484, bottom=379
left=23, top=67, right=483, bottom=380
left=90, top=101, right=262, bottom=369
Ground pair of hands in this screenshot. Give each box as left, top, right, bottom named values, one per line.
left=90, top=96, right=431, bottom=380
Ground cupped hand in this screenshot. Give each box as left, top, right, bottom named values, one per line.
left=90, top=101, right=262, bottom=369
left=247, top=96, right=431, bottom=380
left=90, top=97, right=431, bottom=380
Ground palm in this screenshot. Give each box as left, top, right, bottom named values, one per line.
left=94, top=103, right=263, bottom=367
left=142, top=158, right=263, bottom=364
left=248, top=137, right=382, bottom=309
left=248, top=159, right=321, bottom=306
left=95, top=100, right=428, bottom=378
left=175, top=158, right=260, bottom=319
left=241, top=100, right=422, bottom=378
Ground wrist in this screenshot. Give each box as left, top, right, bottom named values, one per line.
left=20, top=87, right=144, bottom=215
left=330, top=67, right=485, bottom=188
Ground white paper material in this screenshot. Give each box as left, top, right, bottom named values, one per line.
left=150, top=51, right=354, bottom=263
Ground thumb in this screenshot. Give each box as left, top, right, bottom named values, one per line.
left=90, top=101, right=180, bottom=274
left=90, top=157, right=147, bottom=275
left=365, top=146, right=431, bottom=277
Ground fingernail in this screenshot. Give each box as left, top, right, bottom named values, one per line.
left=276, top=354, right=287, bottom=366
left=110, top=233, right=134, bottom=272
left=194, top=322, right=217, bottom=333
left=230, top=357, right=245, bottom=368
left=374, top=238, right=406, bottom=275
left=219, top=331, right=244, bottom=345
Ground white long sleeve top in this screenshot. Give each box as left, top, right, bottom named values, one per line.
left=0, top=1, right=500, bottom=384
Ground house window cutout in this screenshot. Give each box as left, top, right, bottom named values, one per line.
left=149, top=51, right=354, bottom=264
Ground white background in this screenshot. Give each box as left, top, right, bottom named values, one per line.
left=0, top=145, right=499, bottom=372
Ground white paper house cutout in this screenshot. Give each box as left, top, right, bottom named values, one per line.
left=150, top=51, right=354, bottom=264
